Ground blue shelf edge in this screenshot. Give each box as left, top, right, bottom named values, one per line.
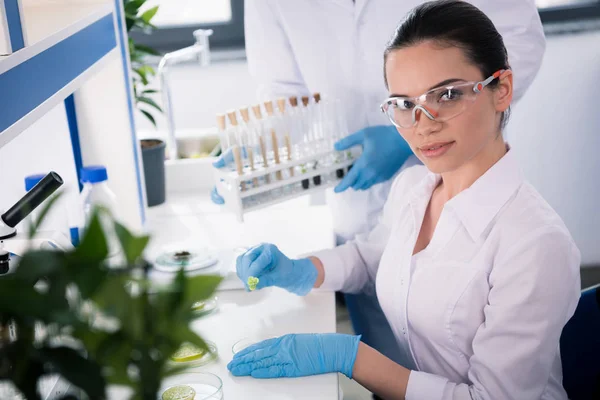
left=0, top=10, right=117, bottom=148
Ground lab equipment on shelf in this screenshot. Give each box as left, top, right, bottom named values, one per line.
left=213, top=93, right=357, bottom=222
left=0, top=171, right=74, bottom=275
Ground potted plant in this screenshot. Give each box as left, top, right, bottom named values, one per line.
left=125, top=0, right=166, bottom=207
left=0, top=201, right=222, bottom=399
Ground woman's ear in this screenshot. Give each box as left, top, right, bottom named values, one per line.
left=495, top=70, right=513, bottom=113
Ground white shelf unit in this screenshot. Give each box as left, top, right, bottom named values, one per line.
left=0, top=2, right=115, bottom=148
left=0, top=1, right=147, bottom=398
left=0, top=0, right=147, bottom=231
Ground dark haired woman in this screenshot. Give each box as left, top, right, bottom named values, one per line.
left=229, top=2, right=580, bottom=399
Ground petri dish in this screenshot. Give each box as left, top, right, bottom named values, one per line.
left=169, top=341, right=218, bottom=367
left=154, top=249, right=219, bottom=273
left=191, top=296, right=218, bottom=317
left=159, top=372, right=223, bottom=400
left=231, top=335, right=276, bottom=355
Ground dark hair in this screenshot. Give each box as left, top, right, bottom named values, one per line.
left=384, top=0, right=511, bottom=128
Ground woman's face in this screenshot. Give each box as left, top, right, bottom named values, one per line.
left=385, top=41, right=512, bottom=174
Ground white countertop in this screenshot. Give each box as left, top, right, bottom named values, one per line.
left=143, top=191, right=340, bottom=399
left=191, top=288, right=338, bottom=400
left=145, top=191, right=334, bottom=259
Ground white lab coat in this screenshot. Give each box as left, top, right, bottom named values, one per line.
left=244, top=0, right=546, bottom=241
left=312, top=150, right=580, bottom=399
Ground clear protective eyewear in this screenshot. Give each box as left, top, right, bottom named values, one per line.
left=380, top=70, right=506, bottom=129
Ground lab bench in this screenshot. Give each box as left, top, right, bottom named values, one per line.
left=143, top=190, right=340, bottom=399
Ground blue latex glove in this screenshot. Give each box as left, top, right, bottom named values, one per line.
left=211, top=147, right=244, bottom=205
left=236, top=243, right=318, bottom=296
left=227, top=333, right=361, bottom=379
left=334, top=125, right=413, bottom=193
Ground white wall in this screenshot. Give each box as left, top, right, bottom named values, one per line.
left=509, top=29, right=600, bottom=266
left=135, top=56, right=257, bottom=138
left=75, top=52, right=147, bottom=232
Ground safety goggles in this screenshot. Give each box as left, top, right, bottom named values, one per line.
left=380, top=70, right=506, bottom=129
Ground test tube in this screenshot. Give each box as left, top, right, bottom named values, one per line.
left=239, top=107, right=260, bottom=188
left=332, top=98, right=350, bottom=178
left=276, top=98, right=294, bottom=177
left=300, top=96, right=316, bottom=154
left=301, top=96, right=322, bottom=186
left=288, top=96, right=304, bottom=159
left=264, top=100, right=283, bottom=180
left=226, top=110, right=246, bottom=191
left=312, top=93, right=326, bottom=154
left=216, top=113, right=227, bottom=154
left=251, top=105, right=271, bottom=184
left=216, top=114, right=236, bottom=197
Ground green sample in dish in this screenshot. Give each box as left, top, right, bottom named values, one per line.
left=162, top=384, right=195, bottom=400
left=171, top=342, right=206, bottom=363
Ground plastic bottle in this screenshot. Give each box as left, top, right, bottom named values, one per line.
left=80, top=166, right=121, bottom=260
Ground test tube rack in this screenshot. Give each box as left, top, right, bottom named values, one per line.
left=213, top=149, right=355, bottom=222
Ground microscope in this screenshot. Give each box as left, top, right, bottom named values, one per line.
left=0, top=171, right=74, bottom=275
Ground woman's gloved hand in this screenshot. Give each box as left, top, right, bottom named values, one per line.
left=334, top=125, right=413, bottom=193
left=227, top=333, right=361, bottom=379
left=235, top=243, right=318, bottom=296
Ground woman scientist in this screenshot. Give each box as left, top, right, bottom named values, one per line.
left=217, top=0, right=546, bottom=380
left=228, top=1, right=581, bottom=399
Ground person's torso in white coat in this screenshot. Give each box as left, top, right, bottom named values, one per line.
left=244, top=0, right=546, bottom=241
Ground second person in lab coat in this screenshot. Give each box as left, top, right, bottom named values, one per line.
left=218, top=0, right=546, bottom=377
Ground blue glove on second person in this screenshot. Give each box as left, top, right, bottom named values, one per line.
left=236, top=243, right=318, bottom=296
left=211, top=147, right=248, bottom=205
left=227, top=333, right=361, bottom=379
left=334, top=125, right=413, bottom=193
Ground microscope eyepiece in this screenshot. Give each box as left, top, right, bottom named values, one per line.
left=1, top=172, right=63, bottom=229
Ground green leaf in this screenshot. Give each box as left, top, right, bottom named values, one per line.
left=124, top=0, right=145, bottom=16
left=72, top=327, right=110, bottom=355
left=75, top=210, right=108, bottom=262
left=94, top=331, right=134, bottom=386
left=141, top=6, right=159, bottom=24
left=137, top=96, right=162, bottom=113
left=158, top=268, right=185, bottom=313
left=170, top=325, right=209, bottom=356
left=133, top=68, right=149, bottom=85
left=66, top=257, right=108, bottom=299
left=91, top=275, right=130, bottom=322
left=183, top=275, right=222, bottom=308
left=125, top=15, right=136, bottom=32
left=114, top=222, right=150, bottom=265
left=39, top=346, right=106, bottom=399
left=125, top=293, right=144, bottom=339
left=135, top=44, right=159, bottom=56
left=27, top=191, right=64, bottom=239
left=139, top=65, right=156, bottom=77
left=0, top=280, right=68, bottom=323
left=141, top=89, right=158, bottom=94
left=14, top=249, right=67, bottom=281
left=9, top=349, right=45, bottom=400
left=139, top=109, right=157, bottom=127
